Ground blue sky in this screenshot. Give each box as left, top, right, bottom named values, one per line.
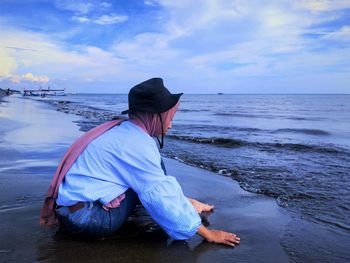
left=0, top=0, right=349, bottom=93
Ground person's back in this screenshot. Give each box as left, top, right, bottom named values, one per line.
left=57, top=120, right=161, bottom=207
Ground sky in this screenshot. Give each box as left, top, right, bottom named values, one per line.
left=0, top=0, right=349, bottom=94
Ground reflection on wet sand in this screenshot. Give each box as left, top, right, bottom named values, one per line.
left=37, top=215, right=220, bottom=263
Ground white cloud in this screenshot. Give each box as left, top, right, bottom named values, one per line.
left=22, top=73, right=49, bottom=83
left=0, top=48, right=17, bottom=77
left=94, top=14, right=128, bottom=25
left=295, top=0, right=350, bottom=12
left=100, top=2, right=112, bottom=8
left=55, top=1, right=94, bottom=14
left=0, top=25, right=126, bottom=88
left=72, top=16, right=90, bottom=23
left=7, top=73, right=49, bottom=83
left=323, top=26, right=350, bottom=41
left=157, top=0, right=246, bottom=38
left=72, top=14, right=128, bottom=25
left=55, top=0, right=114, bottom=19
left=0, top=72, right=50, bottom=84
left=144, top=0, right=158, bottom=6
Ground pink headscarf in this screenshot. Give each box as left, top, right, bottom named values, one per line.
left=129, top=102, right=180, bottom=137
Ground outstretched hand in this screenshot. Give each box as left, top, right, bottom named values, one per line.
left=206, top=229, right=240, bottom=247
left=189, top=198, right=214, bottom=214
left=190, top=198, right=241, bottom=247
left=197, top=226, right=241, bottom=247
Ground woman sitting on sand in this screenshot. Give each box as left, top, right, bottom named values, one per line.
left=40, top=78, right=240, bottom=247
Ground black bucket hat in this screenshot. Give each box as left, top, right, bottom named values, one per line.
left=121, top=78, right=183, bottom=114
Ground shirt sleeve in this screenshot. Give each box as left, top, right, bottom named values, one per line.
left=111, top=137, right=202, bottom=239
left=138, top=176, right=202, bottom=240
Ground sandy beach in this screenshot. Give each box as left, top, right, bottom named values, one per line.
left=0, top=95, right=332, bottom=263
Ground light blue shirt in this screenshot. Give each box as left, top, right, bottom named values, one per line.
left=57, top=121, right=201, bottom=239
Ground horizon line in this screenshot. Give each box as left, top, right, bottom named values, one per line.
left=67, top=92, right=350, bottom=95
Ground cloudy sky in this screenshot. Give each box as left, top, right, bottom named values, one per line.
left=0, top=0, right=349, bottom=93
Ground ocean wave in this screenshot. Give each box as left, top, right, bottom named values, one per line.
left=272, top=128, right=330, bottom=136
left=213, top=112, right=267, bottom=118
left=167, top=135, right=348, bottom=155
left=311, top=214, right=350, bottom=231
left=172, top=124, right=263, bottom=133
left=263, top=142, right=342, bottom=154
left=168, top=135, right=244, bottom=147
left=213, top=112, right=325, bottom=121
left=286, top=116, right=325, bottom=121
left=44, top=99, right=119, bottom=121
left=178, top=109, right=210, bottom=112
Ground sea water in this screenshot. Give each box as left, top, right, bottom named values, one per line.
left=33, top=93, right=350, bottom=261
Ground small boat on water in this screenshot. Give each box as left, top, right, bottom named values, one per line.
left=0, top=89, right=6, bottom=98
left=0, top=88, right=20, bottom=98
left=23, top=87, right=66, bottom=97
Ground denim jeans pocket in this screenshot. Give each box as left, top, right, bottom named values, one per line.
left=56, top=203, right=116, bottom=238
left=56, top=204, right=90, bottom=233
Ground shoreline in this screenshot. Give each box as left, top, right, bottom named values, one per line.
left=1, top=96, right=348, bottom=262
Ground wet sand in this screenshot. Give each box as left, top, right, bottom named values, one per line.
left=0, top=96, right=291, bottom=263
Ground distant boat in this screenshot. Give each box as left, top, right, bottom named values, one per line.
left=0, top=88, right=15, bottom=97
left=0, top=88, right=6, bottom=97
left=23, top=87, right=66, bottom=97
left=217, top=92, right=224, bottom=95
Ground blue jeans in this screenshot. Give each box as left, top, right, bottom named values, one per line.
left=56, top=189, right=138, bottom=239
